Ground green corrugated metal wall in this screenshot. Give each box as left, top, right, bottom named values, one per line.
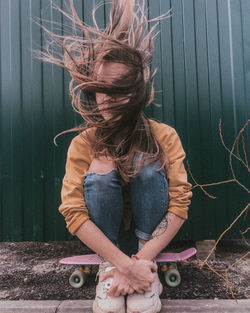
left=0, top=0, right=249, bottom=241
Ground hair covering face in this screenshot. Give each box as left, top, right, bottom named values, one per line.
left=34, top=0, right=171, bottom=181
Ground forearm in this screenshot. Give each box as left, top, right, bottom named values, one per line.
left=75, top=219, right=133, bottom=272
left=136, top=212, right=185, bottom=260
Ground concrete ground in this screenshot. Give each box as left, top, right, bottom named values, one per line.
left=0, top=299, right=249, bottom=313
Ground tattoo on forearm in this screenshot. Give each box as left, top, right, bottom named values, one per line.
left=152, top=212, right=172, bottom=239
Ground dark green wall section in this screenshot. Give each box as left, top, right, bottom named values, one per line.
left=0, top=0, right=249, bottom=241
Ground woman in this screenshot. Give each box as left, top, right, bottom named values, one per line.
left=37, top=1, right=192, bottom=312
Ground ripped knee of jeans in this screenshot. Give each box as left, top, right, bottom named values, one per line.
left=87, top=168, right=117, bottom=175
left=87, top=157, right=116, bottom=174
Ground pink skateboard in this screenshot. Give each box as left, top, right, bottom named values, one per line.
left=60, top=247, right=196, bottom=288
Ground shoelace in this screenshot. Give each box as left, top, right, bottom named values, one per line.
left=95, top=262, right=106, bottom=282
left=95, top=261, right=114, bottom=285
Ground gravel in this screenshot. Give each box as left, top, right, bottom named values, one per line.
left=0, top=240, right=249, bottom=301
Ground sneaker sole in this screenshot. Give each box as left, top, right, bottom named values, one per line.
left=93, top=299, right=125, bottom=313
left=127, top=299, right=161, bottom=313
left=127, top=282, right=163, bottom=313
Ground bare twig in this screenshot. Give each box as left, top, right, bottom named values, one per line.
left=240, top=227, right=250, bottom=236
left=187, top=119, right=249, bottom=303
left=241, top=135, right=250, bottom=171
left=228, top=251, right=250, bottom=270
left=200, top=203, right=250, bottom=267
left=228, top=120, right=250, bottom=194
left=219, top=119, right=250, bottom=171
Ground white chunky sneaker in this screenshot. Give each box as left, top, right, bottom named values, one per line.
left=93, top=261, right=125, bottom=313
left=126, top=272, right=163, bottom=313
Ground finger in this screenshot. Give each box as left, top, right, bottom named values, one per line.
left=149, top=272, right=157, bottom=283
left=123, top=286, right=131, bottom=295
left=114, top=288, right=121, bottom=297
left=144, top=282, right=151, bottom=289
left=107, top=285, right=116, bottom=297
left=121, top=286, right=128, bottom=295
left=150, top=262, right=158, bottom=272
left=127, top=287, right=134, bottom=295
left=100, top=269, right=114, bottom=282
left=107, top=280, right=118, bottom=297
left=141, top=284, right=151, bottom=291
left=145, top=286, right=152, bottom=292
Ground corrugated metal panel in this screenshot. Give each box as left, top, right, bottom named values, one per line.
left=0, top=0, right=249, bottom=241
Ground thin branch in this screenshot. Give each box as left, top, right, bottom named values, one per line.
left=219, top=119, right=249, bottom=171
left=228, top=120, right=250, bottom=194
left=228, top=251, right=250, bottom=270
left=201, top=203, right=250, bottom=266
left=240, top=227, right=250, bottom=236
left=241, top=135, right=250, bottom=172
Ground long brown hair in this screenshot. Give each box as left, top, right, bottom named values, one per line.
left=34, top=0, right=171, bottom=181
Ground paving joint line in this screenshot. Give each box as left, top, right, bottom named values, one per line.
left=54, top=301, right=61, bottom=313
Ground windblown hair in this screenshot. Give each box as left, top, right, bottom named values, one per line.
left=35, top=0, right=171, bottom=181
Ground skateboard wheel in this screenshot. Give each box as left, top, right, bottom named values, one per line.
left=164, top=268, right=181, bottom=287
left=69, top=269, right=86, bottom=288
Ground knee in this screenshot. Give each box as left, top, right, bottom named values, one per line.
left=88, top=156, right=115, bottom=174
left=137, top=163, right=165, bottom=181
left=84, top=159, right=121, bottom=193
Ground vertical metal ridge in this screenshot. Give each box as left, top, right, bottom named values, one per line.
left=0, top=0, right=2, bottom=241
left=239, top=0, right=247, bottom=122
left=19, top=0, right=25, bottom=241
left=170, top=0, right=176, bottom=126
left=181, top=0, right=187, bottom=137
left=240, top=0, right=250, bottom=124
left=159, top=0, right=164, bottom=121
left=227, top=0, right=237, bottom=135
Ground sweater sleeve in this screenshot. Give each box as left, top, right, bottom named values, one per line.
left=59, top=133, right=93, bottom=235
left=159, top=125, right=192, bottom=220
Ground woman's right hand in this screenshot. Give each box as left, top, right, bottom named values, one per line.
left=126, top=258, right=158, bottom=293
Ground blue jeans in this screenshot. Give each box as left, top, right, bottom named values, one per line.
left=84, top=161, right=169, bottom=246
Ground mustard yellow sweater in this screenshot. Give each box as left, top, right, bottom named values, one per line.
left=59, top=119, right=193, bottom=235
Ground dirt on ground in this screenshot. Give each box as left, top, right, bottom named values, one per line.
left=0, top=240, right=249, bottom=301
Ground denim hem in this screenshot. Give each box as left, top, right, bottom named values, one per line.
left=135, top=229, right=152, bottom=241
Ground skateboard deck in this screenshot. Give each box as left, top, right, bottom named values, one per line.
left=60, top=247, right=197, bottom=265
left=60, top=248, right=197, bottom=288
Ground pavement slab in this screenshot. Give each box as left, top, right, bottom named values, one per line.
left=0, top=300, right=60, bottom=312
left=0, top=299, right=249, bottom=313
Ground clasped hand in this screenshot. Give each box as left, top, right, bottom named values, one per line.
left=100, top=258, right=157, bottom=297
